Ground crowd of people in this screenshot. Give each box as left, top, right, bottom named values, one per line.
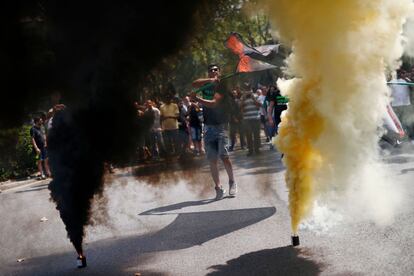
left=134, top=76, right=286, bottom=162
left=28, top=64, right=288, bottom=199
left=133, top=64, right=287, bottom=199
left=29, top=64, right=414, bottom=200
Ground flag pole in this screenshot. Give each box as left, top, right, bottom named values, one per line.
left=387, top=81, right=414, bottom=86
left=193, top=72, right=238, bottom=94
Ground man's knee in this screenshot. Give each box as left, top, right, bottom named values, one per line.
left=209, top=158, right=219, bottom=167
left=220, top=155, right=230, bottom=163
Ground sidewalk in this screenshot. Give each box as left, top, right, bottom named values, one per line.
left=0, top=177, right=49, bottom=193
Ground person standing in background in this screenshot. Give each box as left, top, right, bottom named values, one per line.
left=187, top=100, right=204, bottom=156
left=229, top=88, right=246, bottom=151
left=257, top=87, right=271, bottom=142
left=31, top=117, right=51, bottom=179
left=267, top=84, right=288, bottom=149
left=145, top=100, right=163, bottom=160
left=241, top=91, right=261, bottom=156
left=390, top=69, right=413, bottom=138
left=160, top=96, right=180, bottom=157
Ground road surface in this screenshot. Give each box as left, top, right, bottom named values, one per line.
left=1, top=145, right=414, bottom=275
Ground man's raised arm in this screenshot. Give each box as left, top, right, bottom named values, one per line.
left=191, top=91, right=223, bottom=108
left=192, top=76, right=219, bottom=88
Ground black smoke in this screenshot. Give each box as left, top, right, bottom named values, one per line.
left=1, top=0, right=212, bottom=254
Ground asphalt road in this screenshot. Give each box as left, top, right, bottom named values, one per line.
left=1, top=145, right=414, bottom=276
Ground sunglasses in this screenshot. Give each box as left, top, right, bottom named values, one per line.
left=209, top=68, right=219, bottom=72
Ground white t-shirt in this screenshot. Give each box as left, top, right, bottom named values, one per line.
left=151, top=107, right=161, bottom=131
left=391, top=78, right=411, bottom=106
left=258, top=95, right=267, bottom=116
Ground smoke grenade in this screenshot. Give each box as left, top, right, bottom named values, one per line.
left=77, top=254, right=87, bottom=268
left=291, top=235, right=300, bottom=247
left=264, top=0, right=413, bottom=234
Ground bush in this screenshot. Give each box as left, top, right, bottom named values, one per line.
left=0, top=124, right=37, bottom=182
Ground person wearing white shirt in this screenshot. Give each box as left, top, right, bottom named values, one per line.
left=390, top=69, right=413, bottom=138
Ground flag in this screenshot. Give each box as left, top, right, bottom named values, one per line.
left=225, top=32, right=286, bottom=73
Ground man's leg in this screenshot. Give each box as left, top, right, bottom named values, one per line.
left=253, top=120, right=261, bottom=153
left=180, top=129, right=186, bottom=155
left=163, top=130, right=172, bottom=156
left=209, top=158, right=220, bottom=187
left=221, top=156, right=234, bottom=183
left=37, top=148, right=48, bottom=178
left=245, top=120, right=253, bottom=154
left=156, top=131, right=165, bottom=156
left=229, top=122, right=236, bottom=150
left=238, top=122, right=246, bottom=148
left=205, top=126, right=226, bottom=199
left=198, top=128, right=205, bottom=153
left=260, top=115, right=268, bottom=141
left=172, top=129, right=180, bottom=155
left=217, top=125, right=236, bottom=196
left=45, top=158, right=52, bottom=177
left=206, top=140, right=226, bottom=199
left=196, top=140, right=202, bottom=153
left=150, top=131, right=159, bottom=158
left=37, top=160, right=43, bottom=177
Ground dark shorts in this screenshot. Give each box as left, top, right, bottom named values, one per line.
left=204, top=124, right=229, bottom=161
left=35, top=147, right=48, bottom=161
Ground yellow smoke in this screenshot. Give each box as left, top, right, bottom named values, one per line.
left=264, top=0, right=413, bottom=233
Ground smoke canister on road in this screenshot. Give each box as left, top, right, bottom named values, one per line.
left=291, top=235, right=300, bottom=246
left=77, top=254, right=87, bottom=268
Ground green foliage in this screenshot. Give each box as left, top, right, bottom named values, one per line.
left=138, top=0, right=276, bottom=102
left=0, top=125, right=36, bottom=182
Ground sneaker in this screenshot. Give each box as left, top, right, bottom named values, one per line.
left=215, top=186, right=226, bottom=200
left=229, top=181, right=237, bottom=197
left=41, top=174, right=46, bottom=180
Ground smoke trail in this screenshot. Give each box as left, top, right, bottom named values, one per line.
left=0, top=0, right=213, bottom=255
left=264, top=0, right=413, bottom=234
left=403, top=14, right=414, bottom=57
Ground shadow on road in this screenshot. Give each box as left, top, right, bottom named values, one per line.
left=207, top=246, right=324, bottom=276
left=384, top=156, right=414, bottom=164
left=6, top=207, right=276, bottom=275
left=401, top=168, right=414, bottom=174
left=14, top=183, right=49, bottom=194
left=139, top=199, right=215, bottom=215
left=231, top=150, right=285, bottom=175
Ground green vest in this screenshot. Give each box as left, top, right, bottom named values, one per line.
left=276, top=95, right=289, bottom=105
left=202, top=87, right=215, bottom=100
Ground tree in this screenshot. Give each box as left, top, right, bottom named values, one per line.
left=137, top=0, right=276, bottom=101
